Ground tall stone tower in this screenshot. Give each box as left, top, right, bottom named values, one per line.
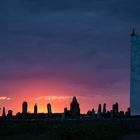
left=130, top=29, right=140, bottom=115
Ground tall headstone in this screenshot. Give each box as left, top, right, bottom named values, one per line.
left=2, top=107, right=6, bottom=117
left=103, top=103, right=106, bottom=114
left=112, top=102, right=119, bottom=117
left=47, top=103, right=52, bottom=115
left=64, top=107, right=68, bottom=116
left=34, top=104, right=38, bottom=114
left=92, top=108, right=96, bottom=118
left=22, top=101, right=28, bottom=114
left=97, top=104, right=102, bottom=118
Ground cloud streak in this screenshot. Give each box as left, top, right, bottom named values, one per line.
left=36, top=96, right=72, bottom=101
left=0, top=96, right=11, bottom=100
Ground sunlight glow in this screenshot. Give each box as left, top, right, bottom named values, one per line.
left=36, top=96, right=72, bottom=101
left=0, top=97, right=11, bottom=100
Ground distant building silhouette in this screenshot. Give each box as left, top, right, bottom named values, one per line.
left=47, top=103, right=52, bottom=115
left=34, top=104, right=38, bottom=114
left=22, top=101, right=28, bottom=114
left=2, top=107, right=6, bottom=117
left=70, top=96, right=80, bottom=116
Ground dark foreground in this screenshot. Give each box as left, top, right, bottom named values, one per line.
left=119, top=134, right=140, bottom=140
left=0, top=119, right=140, bottom=140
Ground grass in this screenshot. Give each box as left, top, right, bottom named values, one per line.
left=0, top=120, right=125, bottom=140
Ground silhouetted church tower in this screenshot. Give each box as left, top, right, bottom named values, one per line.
left=130, top=29, right=140, bottom=115
left=70, top=96, right=80, bottom=116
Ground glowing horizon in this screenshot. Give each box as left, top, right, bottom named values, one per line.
left=0, top=76, right=129, bottom=115
left=0, top=92, right=129, bottom=115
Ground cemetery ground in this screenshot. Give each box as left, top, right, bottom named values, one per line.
left=0, top=119, right=140, bottom=140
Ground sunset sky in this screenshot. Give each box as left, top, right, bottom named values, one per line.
left=0, top=0, right=140, bottom=115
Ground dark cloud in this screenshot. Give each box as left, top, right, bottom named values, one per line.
left=0, top=0, right=139, bottom=96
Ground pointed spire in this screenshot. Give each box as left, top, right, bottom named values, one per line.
left=72, top=96, right=77, bottom=103
left=131, top=28, right=136, bottom=37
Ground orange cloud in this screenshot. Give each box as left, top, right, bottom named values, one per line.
left=0, top=96, right=11, bottom=100
left=36, top=96, right=72, bottom=101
